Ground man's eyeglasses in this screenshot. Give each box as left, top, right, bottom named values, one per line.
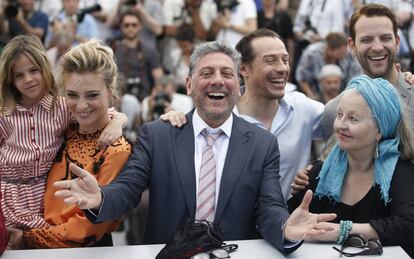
left=332, top=233, right=383, bottom=257
left=122, top=23, right=138, bottom=28
left=190, top=244, right=238, bottom=259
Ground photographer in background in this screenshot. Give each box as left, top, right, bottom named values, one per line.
left=109, top=0, right=163, bottom=47
left=45, top=0, right=99, bottom=47
left=292, top=0, right=345, bottom=86
left=295, top=32, right=360, bottom=100
left=112, top=9, right=163, bottom=101
left=160, top=0, right=216, bottom=76
left=76, top=0, right=119, bottom=42
left=5, top=0, right=48, bottom=43
left=209, top=0, right=257, bottom=47
left=142, top=74, right=193, bottom=122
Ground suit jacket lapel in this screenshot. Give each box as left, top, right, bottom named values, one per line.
left=172, top=110, right=197, bottom=218
left=215, top=115, right=252, bottom=222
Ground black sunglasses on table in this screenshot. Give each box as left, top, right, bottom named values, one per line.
left=190, top=244, right=238, bottom=259
left=332, top=233, right=383, bottom=257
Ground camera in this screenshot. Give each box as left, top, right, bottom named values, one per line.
left=214, top=0, right=239, bottom=13
left=153, top=92, right=171, bottom=116
left=4, top=0, right=19, bottom=19
left=77, top=4, right=102, bottom=23
left=302, top=17, right=317, bottom=42
left=126, top=77, right=142, bottom=97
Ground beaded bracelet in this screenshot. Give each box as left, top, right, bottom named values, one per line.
left=336, top=220, right=353, bottom=244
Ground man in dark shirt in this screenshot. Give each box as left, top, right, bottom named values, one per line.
left=7, top=0, right=49, bottom=43
left=112, top=10, right=163, bottom=101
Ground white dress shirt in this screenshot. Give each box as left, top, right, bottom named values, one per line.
left=235, top=91, right=324, bottom=200
left=192, top=109, right=233, bottom=207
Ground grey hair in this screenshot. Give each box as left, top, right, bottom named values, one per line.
left=188, top=41, right=241, bottom=77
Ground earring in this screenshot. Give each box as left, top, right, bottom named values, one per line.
left=374, top=140, right=379, bottom=159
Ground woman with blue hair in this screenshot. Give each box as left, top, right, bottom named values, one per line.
left=288, top=75, right=414, bottom=256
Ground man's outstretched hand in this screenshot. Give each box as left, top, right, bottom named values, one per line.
left=284, top=190, right=337, bottom=241
left=54, top=163, right=102, bottom=210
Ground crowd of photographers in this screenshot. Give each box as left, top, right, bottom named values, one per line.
left=1, top=0, right=413, bottom=139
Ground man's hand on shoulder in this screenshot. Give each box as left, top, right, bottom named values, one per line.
left=160, top=110, right=187, bottom=127
left=396, top=63, right=414, bottom=85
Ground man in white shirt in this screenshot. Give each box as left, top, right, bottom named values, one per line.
left=235, top=28, right=324, bottom=200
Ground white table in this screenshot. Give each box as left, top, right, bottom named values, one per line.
left=1, top=239, right=409, bottom=259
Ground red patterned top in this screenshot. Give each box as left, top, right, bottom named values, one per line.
left=0, top=95, right=70, bottom=229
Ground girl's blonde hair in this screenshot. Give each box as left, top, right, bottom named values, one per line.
left=58, top=39, right=119, bottom=106
left=0, top=35, right=58, bottom=113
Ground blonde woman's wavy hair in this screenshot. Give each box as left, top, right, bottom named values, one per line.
left=58, top=39, right=120, bottom=106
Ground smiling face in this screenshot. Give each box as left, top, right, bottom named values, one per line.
left=334, top=90, right=381, bottom=156
left=349, top=15, right=399, bottom=81
left=12, top=54, right=46, bottom=108
left=65, top=73, right=111, bottom=133
left=186, top=52, right=240, bottom=128
left=240, top=36, right=289, bottom=100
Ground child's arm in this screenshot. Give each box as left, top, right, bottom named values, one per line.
left=97, top=110, right=128, bottom=150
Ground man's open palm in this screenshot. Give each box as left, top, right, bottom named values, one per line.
left=54, top=163, right=102, bottom=209
left=284, top=190, right=337, bottom=241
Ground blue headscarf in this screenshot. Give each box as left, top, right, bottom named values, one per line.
left=315, top=75, right=402, bottom=204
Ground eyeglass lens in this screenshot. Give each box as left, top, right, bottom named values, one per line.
left=347, top=235, right=365, bottom=248
left=190, top=249, right=229, bottom=259
left=191, top=253, right=210, bottom=259
left=333, top=234, right=383, bottom=257
left=190, top=244, right=238, bottom=259
left=123, top=23, right=138, bottom=28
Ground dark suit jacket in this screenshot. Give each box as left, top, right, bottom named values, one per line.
left=89, top=111, right=296, bottom=253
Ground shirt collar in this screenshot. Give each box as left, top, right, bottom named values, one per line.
left=192, top=109, right=233, bottom=138
left=3, top=94, right=54, bottom=116
left=233, top=95, right=294, bottom=129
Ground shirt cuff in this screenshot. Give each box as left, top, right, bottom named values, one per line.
left=87, top=188, right=105, bottom=218
left=281, top=218, right=302, bottom=249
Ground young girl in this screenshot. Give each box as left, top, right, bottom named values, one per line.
left=0, top=35, right=125, bottom=230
